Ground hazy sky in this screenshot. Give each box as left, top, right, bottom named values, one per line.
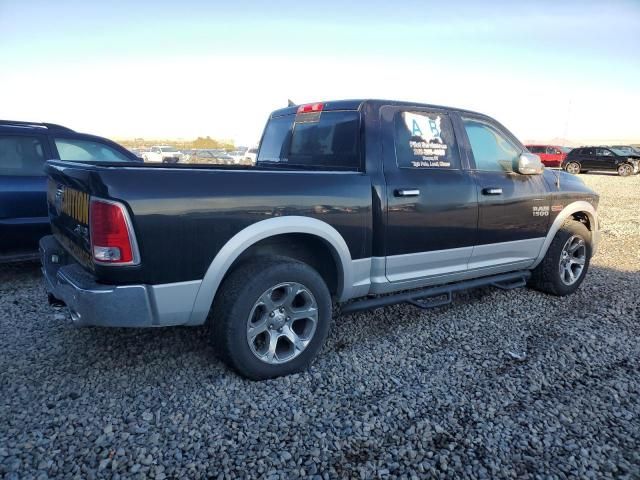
left=1, top=0, right=639, bottom=145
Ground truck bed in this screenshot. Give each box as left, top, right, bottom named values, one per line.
left=45, top=160, right=373, bottom=286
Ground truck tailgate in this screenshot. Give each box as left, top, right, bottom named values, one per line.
left=46, top=165, right=94, bottom=269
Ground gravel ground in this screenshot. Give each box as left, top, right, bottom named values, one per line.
left=1, top=173, right=639, bottom=479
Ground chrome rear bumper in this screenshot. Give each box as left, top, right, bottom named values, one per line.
left=40, top=235, right=201, bottom=327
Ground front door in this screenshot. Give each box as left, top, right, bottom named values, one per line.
left=381, top=106, right=478, bottom=282
left=457, top=114, right=551, bottom=270
left=595, top=148, right=616, bottom=170
left=0, top=133, right=52, bottom=255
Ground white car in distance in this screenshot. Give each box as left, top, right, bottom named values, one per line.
left=142, top=145, right=182, bottom=164
left=244, top=147, right=258, bottom=164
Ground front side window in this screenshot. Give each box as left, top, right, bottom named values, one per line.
left=462, top=118, right=520, bottom=172
left=394, top=111, right=460, bottom=169
left=55, top=138, right=131, bottom=162
left=0, top=135, right=46, bottom=176
left=597, top=148, right=613, bottom=157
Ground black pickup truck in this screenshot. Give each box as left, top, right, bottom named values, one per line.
left=41, top=99, right=600, bottom=379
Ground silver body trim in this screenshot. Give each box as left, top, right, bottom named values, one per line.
left=468, top=237, right=544, bottom=270
left=365, top=259, right=534, bottom=295
left=386, top=246, right=473, bottom=282
left=188, top=216, right=355, bottom=325
left=41, top=199, right=599, bottom=328
left=531, top=200, right=599, bottom=268
left=41, top=235, right=201, bottom=327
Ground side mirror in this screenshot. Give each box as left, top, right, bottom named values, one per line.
left=516, top=152, right=544, bottom=175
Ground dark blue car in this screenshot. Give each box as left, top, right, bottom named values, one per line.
left=0, top=120, right=141, bottom=263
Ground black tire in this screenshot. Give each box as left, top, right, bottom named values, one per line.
left=528, top=220, right=591, bottom=296
left=579, top=170, right=589, bottom=174
left=212, top=256, right=332, bottom=380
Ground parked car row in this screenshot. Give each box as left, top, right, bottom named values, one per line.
left=526, top=143, right=640, bottom=176
left=130, top=146, right=258, bottom=165
left=562, top=146, right=640, bottom=177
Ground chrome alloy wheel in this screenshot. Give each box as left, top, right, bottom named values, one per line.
left=618, top=163, right=633, bottom=176
left=566, top=162, right=580, bottom=174
left=559, top=235, right=586, bottom=286
left=246, top=282, right=318, bottom=364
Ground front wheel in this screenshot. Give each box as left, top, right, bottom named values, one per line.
left=528, top=219, right=591, bottom=296
left=618, top=163, right=633, bottom=177
left=565, top=162, right=581, bottom=174
left=212, top=256, right=332, bottom=380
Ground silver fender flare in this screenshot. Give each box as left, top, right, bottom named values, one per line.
left=187, top=216, right=353, bottom=325
left=531, top=200, right=599, bottom=269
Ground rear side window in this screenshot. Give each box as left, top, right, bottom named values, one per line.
left=258, top=111, right=360, bottom=170
left=395, top=111, right=460, bottom=169
left=0, top=135, right=46, bottom=176
left=528, top=146, right=544, bottom=154
left=55, top=138, right=131, bottom=162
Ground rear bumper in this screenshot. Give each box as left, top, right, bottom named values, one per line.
left=40, top=235, right=202, bottom=327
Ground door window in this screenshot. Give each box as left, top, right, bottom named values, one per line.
left=462, top=118, right=520, bottom=172
left=55, top=138, right=131, bottom=162
left=0, top=135, right=46, bottom=176
left=394, top=111, right=460, bottom=168
left=596, top=148, right=613, bottom=156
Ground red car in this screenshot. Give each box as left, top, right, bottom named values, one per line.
left=525, top=145, right=568, bottom=168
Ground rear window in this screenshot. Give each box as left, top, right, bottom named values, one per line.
left=258, top=111, right=360, bottom=170
left=55, top=138, right=132, bottom=162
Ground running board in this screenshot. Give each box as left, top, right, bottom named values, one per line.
left=340, top=270, right=531, bottom=315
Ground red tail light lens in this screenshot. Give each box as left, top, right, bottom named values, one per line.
left=297, top=103, right=324, bottom=114
left=90, top=198, right=137, bottom=264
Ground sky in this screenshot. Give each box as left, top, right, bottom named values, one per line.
left=1, top=0, right=639, bottom=146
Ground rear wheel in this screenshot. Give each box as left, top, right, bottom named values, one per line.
left=618, top=163, right=633, bottom=177
left=212, top=256, right=332, bottom=380
left=528, top=220, right=591, bottom=296
left=565, top=162, right=580, bottom=174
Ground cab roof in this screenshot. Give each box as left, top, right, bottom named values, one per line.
left=270, top=99, right=487, bottom=118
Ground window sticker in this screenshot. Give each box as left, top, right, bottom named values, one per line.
left=395, top=112, right=459, bottom=169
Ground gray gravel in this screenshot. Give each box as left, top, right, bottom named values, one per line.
left=1, top=173, right=639, bottom=479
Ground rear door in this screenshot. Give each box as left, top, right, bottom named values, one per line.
left=457, top=114, right=550, bottom=270
left=579, top=148, right=596, bottom=169
left=381, top=106, right=478, bottom=282
left=0, top=132, right=53, bottom=254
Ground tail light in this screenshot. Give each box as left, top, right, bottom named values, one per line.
left=89, top=198, right=139, bottom=265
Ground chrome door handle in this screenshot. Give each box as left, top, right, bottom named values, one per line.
left=482, top=187, right=503, bottom=195
left=395, top=189, right=420, bottom=197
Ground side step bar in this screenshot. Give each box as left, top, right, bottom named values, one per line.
left=340, top=270, right=531, bottom=315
